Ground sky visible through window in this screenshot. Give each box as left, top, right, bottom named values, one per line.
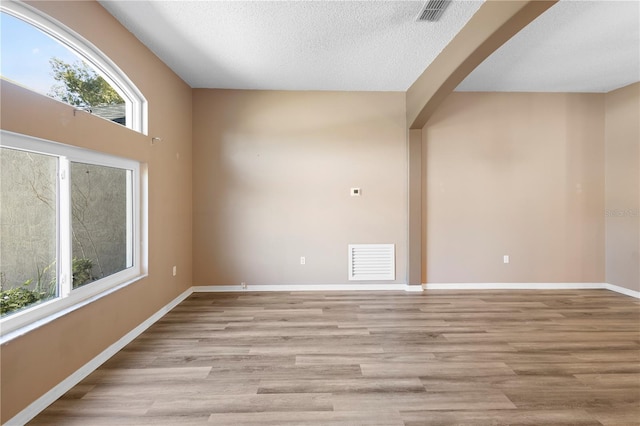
left=1, top=12, right=81, bottom=95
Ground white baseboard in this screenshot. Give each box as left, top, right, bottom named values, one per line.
left=423, top=282, right=604, bottom=290
left=193, top=283, right=419, bottom=292
left=422, top=282, right=640, bottom=299
left=6, top=287, right=193, bottom=426
left=604, top=283, right=640, bottom=299
left=404, top=285, right=424, bottom=292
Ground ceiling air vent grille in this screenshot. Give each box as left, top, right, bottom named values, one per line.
left=417, top=0, right=451, bottom=22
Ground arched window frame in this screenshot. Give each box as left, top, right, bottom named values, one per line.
left=0, top=0, right=148, bottom=135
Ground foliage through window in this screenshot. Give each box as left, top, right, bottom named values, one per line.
left=0, top=149, right=58, bottom=315
left=50, top=59, right=126, bottom=125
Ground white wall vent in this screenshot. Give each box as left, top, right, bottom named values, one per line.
left=348, top=244, right=395, bottom=281
left=416, top=0, right=451, bottom=22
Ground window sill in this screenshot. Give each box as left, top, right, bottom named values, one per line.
left=0, top=273, right=147, bottom=345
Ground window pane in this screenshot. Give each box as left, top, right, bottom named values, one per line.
left=0, top=147, right=58, bottom=316
left=70, top=162, right=132, bottom=289
left=0, top=12, right=126, bottom=126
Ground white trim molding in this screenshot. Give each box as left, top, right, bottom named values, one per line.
left=423, top=282, right=603, bottom=290
left=603, top=283, right=640, bottom=299
left=194, top=284, right=419, bottom=292
left=422, top=282, right=640, bottom=298
left=6, top=288, right=193, bottom=426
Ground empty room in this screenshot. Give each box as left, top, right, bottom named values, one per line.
left=0, top=0, right=638, bottom=425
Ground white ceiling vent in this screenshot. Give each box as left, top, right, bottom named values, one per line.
left=348, top=244, right=395, bottom=281
left=416, top=0, right=452, bottom=22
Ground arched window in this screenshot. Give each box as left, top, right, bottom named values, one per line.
left=0, top=1, right=148, bottom=134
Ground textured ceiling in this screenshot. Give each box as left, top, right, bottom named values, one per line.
left=98, top=0, right=483, bottom=91
left=457, top=0, right=640, bottom=93
left=99, top=0, right=639, bottom=93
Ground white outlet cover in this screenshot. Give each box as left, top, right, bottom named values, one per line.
left=351, top=188, right=361, bottom=196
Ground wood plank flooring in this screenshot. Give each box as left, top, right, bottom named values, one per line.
left=29, top=290, right=640, bottom=425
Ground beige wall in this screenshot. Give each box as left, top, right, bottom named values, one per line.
left=422, top=92, right=605, bottom=284
left=0, top=1, right=637, bottom=423
left=192, top=90, right=407, bottom=286
left=0, top=1, right=193, bottom=422
left=605, top=82, right=640, bottom=292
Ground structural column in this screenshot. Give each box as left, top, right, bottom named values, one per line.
left=407, top=129, right=422, bottom=286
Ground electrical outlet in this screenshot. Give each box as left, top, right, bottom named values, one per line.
left=241, top=282, right=247, bottom=290
left=503, top=255, right=510, bottom=264
left=300, top=256, right=306, bottom=265
left=172, top=266, right=177, bottom=276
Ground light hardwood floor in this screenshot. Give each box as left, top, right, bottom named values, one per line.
left=29, top=290, right=640, bottom=425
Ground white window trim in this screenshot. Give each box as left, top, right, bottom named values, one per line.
left=0, top=130, right=148, bottom=343
left=0, top=0, right=148, bottom=135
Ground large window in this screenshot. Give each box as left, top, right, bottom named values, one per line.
left=0, top=131, right=145, bottom=339
left=0, top=1, right=147, bottom=134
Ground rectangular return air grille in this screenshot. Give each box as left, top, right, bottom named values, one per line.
left=348, top=244, right=395, bottom=281
left=417, top=0, right=451, bottom=22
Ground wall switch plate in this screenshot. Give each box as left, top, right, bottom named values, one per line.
left=350, top=188, right=361, bottom=196
left=503, top=255, right=510, bottom=264
left=172, top=266, right=177, bottom=276
left=300, top=256, right=306, bottom=265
